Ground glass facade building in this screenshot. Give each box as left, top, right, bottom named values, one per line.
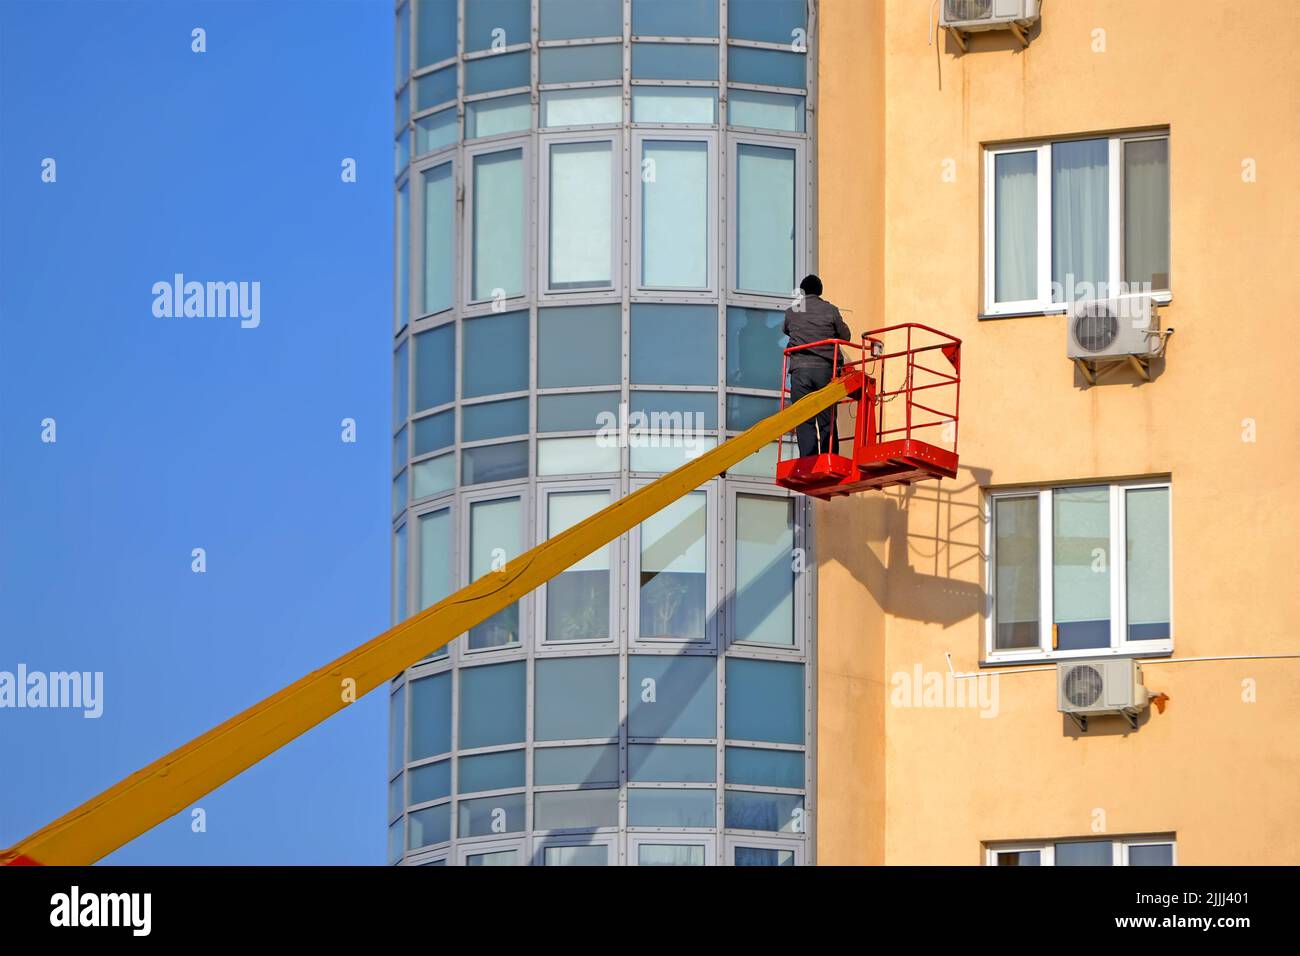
left=390, top=0, right=817, bottom=866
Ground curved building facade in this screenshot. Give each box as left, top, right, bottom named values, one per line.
left=389, top=0, right=818, bottom=866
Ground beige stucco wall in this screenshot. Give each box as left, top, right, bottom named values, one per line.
left=816, top=0, right=1300, bottom=864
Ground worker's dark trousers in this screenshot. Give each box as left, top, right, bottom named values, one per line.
left=790, top=363, right=837, bottom=457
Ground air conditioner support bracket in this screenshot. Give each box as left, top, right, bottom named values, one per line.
left=944, top=26, right=968, bottom=52
left=1068, top=713, right=1088, bottom=733
left=1121, top=710, right=1140, bottom=730
left=1009, top=22, right=1028, bottom=47
left=1074, top=355, right=1152, bottom=385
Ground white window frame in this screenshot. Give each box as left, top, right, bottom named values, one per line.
left=723, top=484, right=805, bottom=656
left=728, top=132, right=807, bottom=302
left=460, top=485, right=532, bottom=655
left=982, top=131, right=1172, bottom=316
left=456, top=837, right=528, bottom=866
left=412, top=154, right=458, bottom=322
left=533, top=835, right=618, bottom=866
left=534, top=480, right=621, bottom=648
left=985, top=480, right=1173, bottom=664
left=413, top=501, right=456, bottom=663
left=631, top=130, right=719, bottom=297
left=462, top=137, right=533, bottom=308
left=628, top=479, right=719, bottom=649
left=628, top=833, right=717, bottom=866
left=985, top=835, right=1176, bottom=866
left=538, top=131, right=622, bottom=297
left=725, top=834, right=805, bottom=867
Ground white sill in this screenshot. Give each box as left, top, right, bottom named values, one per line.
left=980, top=291, right=1173, bottom=321
left=980, top=644, right=1174, bottom=668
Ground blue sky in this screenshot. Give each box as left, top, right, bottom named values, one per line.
left=0, top=0, right=393, bottom=863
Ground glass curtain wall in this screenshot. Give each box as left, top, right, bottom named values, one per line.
left=391, top=0, right=815, bottom=866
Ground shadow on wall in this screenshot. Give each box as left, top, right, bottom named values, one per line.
left=822, top=466, right=992, bottom=628
left=933, top=13, right=1044, bottom=90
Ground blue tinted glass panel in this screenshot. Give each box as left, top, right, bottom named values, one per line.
left=632, top=0, right=719, bottom=37
left=410, top=672, right=452, bottom=760
left=538, top=391, right=620, bottom=432
left=416, top=108, right=458, bottom=154
left=728, top=88, right=805, bottom=131
left=409, top=759, right=451, bottom=804
left=464, top=50, right=530, bottom=95
left=417, top=0, right=458, bottom=66
left=461, top=441, right=528, bottom=484
left=534, top=788, right=619, bottom=829
left=413, top=410, right=454, bottom=456
left=459, top=792, right=525, bottom=836
left=630, top=304, right=717, bottom=385
left=534, top=744, right=620, bottom=786
left=537, top=304, right=621, bottom=388
left=389, top=685, right=406, bottom=775
left=459, top=661, right=526, bottom=748
left=628, top=788, right=716, bottom=827
left=540, top=44, right=623, bottom=84
left=727, top=393, right=778, bottom=430
left=393, top=471, right=408, bottom=517
left=725, top=658, right=803, bottom=744
left=727, top=46, right=806, bottom=88
left=463, top=310, right=528, bottom=397
left=1129, top=844, right=1174, bottom=866
left=728, top=0, right=805, bottom=44
left=393, top=426, right=408, bottom=472
left=535, top=656, right=620, bottom=740
left=458, top=749, right=526, bottom=793
left=632, top=42, right=719, bottom=80
left=541, top=0, right=622, bottom=39
left=415, top=324, right=455, bottom=410
left=408, top=804, right=451, bottom=848
left=416, top=65, right=458, bottom=110
left=726, top=307, right=788, bottom=389
left=628, top=655, right=716, bottom=738
left=736, top=846, right=795, bottom=866
left=630, top=390, right=718, bottom=430
left=1055, top=840, right=1114, bottom=866
left=394, top=340, right=409, bottom=427
left=628, top=744, right=716, bottom=782
left=725, top=746, right=803, bottom=788
left=724, top=791, right=803, bottom=833
left=465, top=0, right=531, bottom=52
left=463, top=397, right=529, bottom=441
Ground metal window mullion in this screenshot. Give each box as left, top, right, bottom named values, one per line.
left=1108, top=136, right=1122, bottom=296
left=1039, top=487, right=1053, bottom=654
left=1036, top=143, right=1052, bottom=307
left=1112, top=483, right=1125, bottom=650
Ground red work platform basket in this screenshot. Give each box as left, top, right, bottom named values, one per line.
left=775, top=323, right=962, bottom=500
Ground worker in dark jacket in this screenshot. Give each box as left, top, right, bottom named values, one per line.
left=783, top=274, right=851, bottom=457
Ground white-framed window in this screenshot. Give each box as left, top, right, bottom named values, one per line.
left=456, top=837, right=527, bottom=866
left=631, top=130, right=718, bottom=295
left=463, top=138, right=531, bottom=306
left=628, top=833, right=717, bottom=866
left=539, top=132, right=621, bottom=295
left=726, top=835, right=803, bottom=867
left=534, top=836, right=616, bottom=866
left=535, top=482, right=619, bottom=646
left=986, top=835, right=1176, bottom=866
left=724, top=485, right=803, bottom=653
left=983, top=131, right=1171, bottom=316
left=728, top=132, right=806, bottom=301
left=629, top=481, right=718, bottom=648
left=461, top=486, right=530, bottom=653
left=413, top=155, right=456, bottom=320
left=986, top=481, right=1172, bottom=662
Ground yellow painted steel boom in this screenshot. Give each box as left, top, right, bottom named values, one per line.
left=1, top=372, right=857, bottom=866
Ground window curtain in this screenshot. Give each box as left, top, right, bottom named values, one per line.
left=642, top=140, right=708, bottom=287
left=1123, top=139, right=1170, bottom=291
left=1051, top=138, right=1109, bottom=302
left=472, top=149, right=525, bottom=300
left=549, top=141, right=612, bottom=289
left=993, top=151, right=1037, bottom=303
left=422, top=163, right=453, bottom=314
left=736, top=143, right=795, bottom=295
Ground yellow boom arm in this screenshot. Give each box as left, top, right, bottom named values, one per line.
left=1, top=373, right=855, bottom=866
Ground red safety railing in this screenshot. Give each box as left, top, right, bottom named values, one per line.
left=776, top=322, right=961, bottom=482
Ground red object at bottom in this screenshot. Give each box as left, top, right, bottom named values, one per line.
left=776, top=440, right=957, bottom=500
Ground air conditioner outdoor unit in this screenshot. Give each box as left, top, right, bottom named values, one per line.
left=1057, top=659, right=1150, bottom=731
left=940, top=0, right=1041, bottom=47
left=1067, top=294, right=1169, bottom=383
